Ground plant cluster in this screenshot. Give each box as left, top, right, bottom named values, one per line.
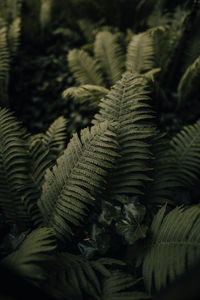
left=1, top=1, right=200, bottom=299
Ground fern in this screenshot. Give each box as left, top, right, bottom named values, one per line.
left=62, top=84, right=109, bottom=111
left=177, top=56, right=200, bottom=105
left=94, top=31, right=125, bottom=86
left=101, top=271, right=150, bottom=300
left=0, top=26, right=10, bottom=105
left=56, top=253, right=125, bottom=299
left=7, top=17, right=21, bottom=57
left=93, top=72, right=155, bottom=201
left=38, top=121, right=119, bottom=240
left=170, top=119, right=200, bottom=186
left=68, top=49, right=105, bottom=86
left=2, top=227, right=57, bottom=281
left=142, top=205, right=200, bottom=291
left=126, top=33, right=155, bottom=74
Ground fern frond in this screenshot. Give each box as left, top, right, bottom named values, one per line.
left=57, top=253, right=124, bottom=298
left=126, top=33, right=155, bottom=74
left=2, top=227, right=57, bottom=281
left=177, top=56, right=200, bottom=105
left=38, top=121, right=119, bottom=241
left=170, top=119, right=200, bottom=186
left=101, top=271, right=150, bottom=300
left=146, top=132, right=181, bottom=204
left=93, top=72, right=155, bottom=200
left=8, top=17, right=20, bottom=57
left=0, top=26, right=10, bottom=104
left=62, top=85, right=109, bottom=111
left=0, top=107, right=30, bottom=224
left=94, top=31, right=125, bottom=86
left=142, top=205, right=200, bottom=291
left=68, top=49, right=105, bottom=86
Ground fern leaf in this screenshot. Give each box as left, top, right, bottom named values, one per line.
left=62, top=85, right=109, bottom=111
left=0, top=107, right=43, bottom=227
left=170, top=119, right=200, bottom=186
left=8, top=17, right=20, bottom=57
left=146, top=132, right=181, bottom=204
left=0, top=26, right=10, bottom=104
left=38, top=121, right=119, bottom=241
left=0, top=107, right=31, bottom=224
left=126, top=33, right=155, bottom=74
left=56, top=253, right=124, bottom=298
left=93, top=72, right=155, bottom=200
left=94, top=31, right=125, bottom=86
left=142, top=205, right=200, bottom=291
left=101, top=271, right=150, bottom=300
left=177, top=56, right=200, bottom=105
left=2, top=227, right=57, bottom=281
left=68, top=49, right=104, bottom=86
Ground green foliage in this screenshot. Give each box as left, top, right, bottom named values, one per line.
left=142, top=205, right=200, bottom=292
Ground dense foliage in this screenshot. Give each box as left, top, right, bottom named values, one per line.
left=1, top=0, right=200, bottom=299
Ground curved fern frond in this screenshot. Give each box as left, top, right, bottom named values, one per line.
left=8, top=17, right=20, bottom=57
left=2, top=227, right=57, bottom=281
left=142, top=205, right=200, bottom=291
left=101, top=271, right=150, bottom=300
left=93, top=72, right=155, bottom=201
left=62, top=84, right=109, bottom=111
left=68, top=49, right=105, bottom=86
left=126, top=33, right=155, bottom=74
left=177, top=56, right=200, bottom=106
left=0, top=107, right=31, bottom=225
left=94, top=31, right=125, bottom=86
left=170, top=119, right=200, bottom=186
left=38, top=121, right=119, bottom=241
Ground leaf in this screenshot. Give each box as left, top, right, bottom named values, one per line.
left=142, top=205, right=200, bottom=291
left=94, top=31, right=125, bottom=86
left=38, top=121, right=119, bottom=241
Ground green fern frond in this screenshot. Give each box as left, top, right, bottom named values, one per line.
left=38, top=121, right=119, bottom=241
left=101, top=271, right=150, bottom=300
left=142, top=205, right=200, bottom=291
left=146, top=132, right=181, bottom=204
left=93, top=72, right=155, bottom=200
left=68, top=49, right=105, bottom=86
left=62, top=85, right=109, bottom=111
left=126, top=33, right=155, bottom=74
left=2, top=227, right=57, bottom=281
left=170, top=119, right=200, bottom=186
left=0, top=107, right=31, bottom=224
left=0, top=26, right=10, bottom=104
left=177, top=56, right=200, bottom=105
left=94, top=31, right=125, bottom=86
left=57, top=253, right=124, bottom=298
left=7, top=17, right=20, bottom=57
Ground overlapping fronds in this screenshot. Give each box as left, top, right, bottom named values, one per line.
left=38, top=121, right=119, bottom=241
left=94, top=31, right=125, bottom=86
left=0, top=107, right=30, bottom=224
left=177, top=56, right=200, bottom=105
left=170, top=119, right=200, bottom=186
left=62, top=84, right=109, bottom=111
left=126, top=33, right=155, bottom=74
left=2, top=227, right=57, bottom=280
left=142, top=205, right=200, bottom=291
left=93, top=72, right=155, bottom=200
left=57, top=253, right=124, bottom=298
left=101, top=271, right=150, bottom=300
left=68, top=49, right=105, bottom=86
